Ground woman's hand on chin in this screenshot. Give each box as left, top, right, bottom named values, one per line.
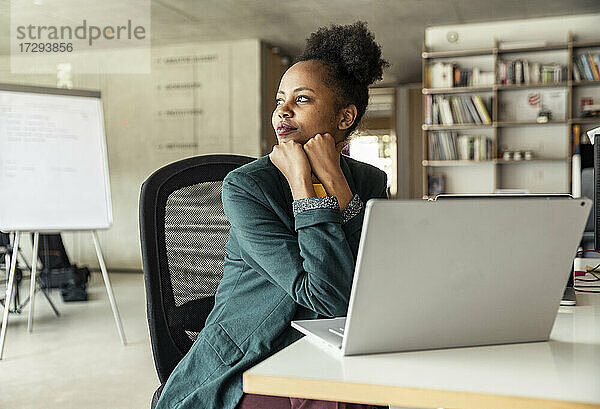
left=269, top=141, right=316, bottom=200
left=303, top=133, right=345, bottom=184
left=304, top=133, right=353, bottom=211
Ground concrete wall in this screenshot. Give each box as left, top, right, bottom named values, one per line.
left=0, top=39, right=263, bottom=270
left=426, top=14, right=600, bottom=51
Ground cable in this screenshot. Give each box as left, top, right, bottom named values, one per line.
left=586, top=263, right=600, bottom=273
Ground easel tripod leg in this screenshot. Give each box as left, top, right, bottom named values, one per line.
left=0, top=231, right=21, bottom=360
left=40, top=289, right=60, bottom=317
left=91, top=231, right=126, bottom=345
left=27, top=232, right=39, bottom=333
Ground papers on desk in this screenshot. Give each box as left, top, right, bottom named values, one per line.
left=575, top=271, right=600, bottom=292
left=573, top=259, right=600, bottom=292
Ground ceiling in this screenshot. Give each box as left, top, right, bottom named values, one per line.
left=1, top=0, right=600, bottom=83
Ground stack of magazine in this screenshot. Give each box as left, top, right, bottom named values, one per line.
left=574, top=269, right=600, bottom=293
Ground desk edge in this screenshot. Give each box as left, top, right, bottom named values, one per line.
left=243, top=372, right=600, bottom=409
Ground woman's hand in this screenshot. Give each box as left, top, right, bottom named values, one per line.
left=269, top=141, right=316, bottom=200
left=303, top=133, right=353, bottom=210
left=303, top=133, right=345, bottom=183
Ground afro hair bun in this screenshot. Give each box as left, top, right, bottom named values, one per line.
left=299, top=21, right=389, bottom=86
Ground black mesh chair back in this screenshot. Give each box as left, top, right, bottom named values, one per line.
left=139, top=154, right=254, bottom=384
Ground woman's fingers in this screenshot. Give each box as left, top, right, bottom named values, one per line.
left=304, top=133, right=343, bottom=183
left=304, top=133, right=334, bottom=151
left=270, top=141, right=311, bottom=182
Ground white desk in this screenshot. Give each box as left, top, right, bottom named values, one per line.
left=243, top=294, right=600, bottom=409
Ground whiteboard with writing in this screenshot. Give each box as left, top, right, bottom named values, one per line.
left=0, top=84, right=112, bottom=231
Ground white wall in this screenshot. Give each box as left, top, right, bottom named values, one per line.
left=0, top=39, right=263, bottom=270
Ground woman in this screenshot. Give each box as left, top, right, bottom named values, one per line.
left=156, top=22, right=389, bottom=409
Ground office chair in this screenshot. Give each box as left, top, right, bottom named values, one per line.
left=139, top=154, right=254, bottom=407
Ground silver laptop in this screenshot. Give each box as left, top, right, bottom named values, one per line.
left=434, top=194, right=578, bottom=306
left=292, top=198, right=591, bottom=356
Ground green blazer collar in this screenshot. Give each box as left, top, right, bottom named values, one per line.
left=340, top=154, right=357, bottom=195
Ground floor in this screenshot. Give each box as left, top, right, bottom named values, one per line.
left=0, top=272, right=159, bottom=409
left=0, top=272, right=418, bottom=409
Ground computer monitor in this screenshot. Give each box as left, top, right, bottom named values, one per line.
left=590, top=127, right=600, bottom=251
left=577, top=144, right=594, bottom=251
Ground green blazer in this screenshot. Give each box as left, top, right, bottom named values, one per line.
left=156, top=154, right=388, bottom=409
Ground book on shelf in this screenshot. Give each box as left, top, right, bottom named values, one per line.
left=441, top=98, right=454, bottom=124
left=587, top=54, right=599, bottom=80
left=462, top=96, right=480, bottom=123
left=428, top=62, right=494, bottom=88
left=451, top=98, right=462, bottom=123
left=452, top=66, right=494, bottom=87
left=426, top=95, right=492, bottom=125
left=472, top=95, right=492, bottom=123
left=574, top=52, right=600, bottom=81
left=573, top=62, right=581, bottom=81
left=497, top=59, right=567, bottom=84
left=425, top=94, right=432, bottom=125
left=523, top=60, right=530, bottom=84
left=428, top=132, right=493, bottom=161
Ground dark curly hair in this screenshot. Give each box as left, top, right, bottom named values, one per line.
left=297, top=21, right=389, bottom=136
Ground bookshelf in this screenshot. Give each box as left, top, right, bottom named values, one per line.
left=421, top=34, right=600, bottom=198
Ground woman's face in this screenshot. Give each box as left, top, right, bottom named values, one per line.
left=272, top=60, right=342, bottom=145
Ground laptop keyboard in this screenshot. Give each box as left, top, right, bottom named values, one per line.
left=328, top=327, right=345, bottom=338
